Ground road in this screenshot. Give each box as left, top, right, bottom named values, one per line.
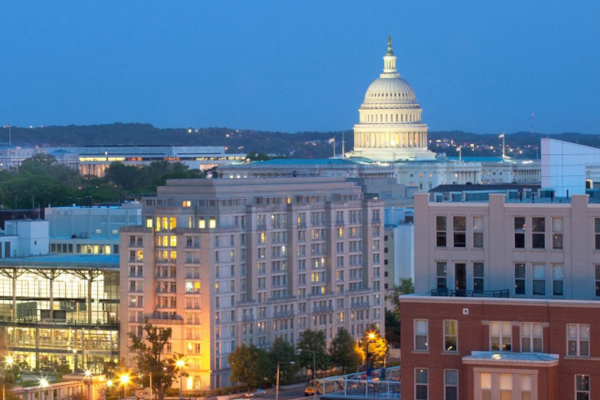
left=242, top=386, right=308, bottom=400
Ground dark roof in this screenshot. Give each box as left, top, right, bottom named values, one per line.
left=430, top=183, right=541, bottom=193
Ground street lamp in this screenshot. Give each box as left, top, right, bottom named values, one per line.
left=176, top=358, right=186, bottom=400
left=365, top=333, right=376, bottom=378
left=120, top=374, right=130, bottom=399
left=39, top=378, right=49, bottom=388
left=296, top=348, right=316, bottom=398
left=2, top=355, right=14, bottom=400
left=276, top=361, right=295, bottom=400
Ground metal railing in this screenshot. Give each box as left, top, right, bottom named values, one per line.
left=430, top=288, right=510, bottom=298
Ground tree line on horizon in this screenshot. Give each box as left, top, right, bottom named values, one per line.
left=3, top=123, right=596, bottom=160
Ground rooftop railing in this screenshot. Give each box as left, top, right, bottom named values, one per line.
left=430, top=288, right=510, bottom=298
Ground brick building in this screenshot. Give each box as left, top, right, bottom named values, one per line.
left=400, top=191, right=600, bottom=400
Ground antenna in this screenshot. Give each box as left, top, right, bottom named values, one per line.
left=342, top=132, right=345, bottom=157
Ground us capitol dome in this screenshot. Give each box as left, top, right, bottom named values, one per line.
left=349, top=37, right=436, bottom=162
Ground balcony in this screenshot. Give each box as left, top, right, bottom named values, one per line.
left=430, top=289, right=510, bottom=298
left=350, top=301, right=370, bottom=309
left=313, top=305, right=334, bottom=313
left=273, top=310, right=295, bottom=318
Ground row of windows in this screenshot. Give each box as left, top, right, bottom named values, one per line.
left=414, top=319, right=590, bottom=357
left=415, top=370, right=589, bottom=400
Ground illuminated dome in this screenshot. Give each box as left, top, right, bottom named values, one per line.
left=363, top=77, right=417, bottom=105
left=349, top=36, right=436, bottom=162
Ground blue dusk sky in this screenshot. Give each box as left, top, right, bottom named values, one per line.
left=1, top=1, right=599, bottom=134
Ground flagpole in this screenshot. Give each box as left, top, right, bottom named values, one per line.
left=502, top=132, right=505, bottom=158
left=333, top=138, right=336, bottom=158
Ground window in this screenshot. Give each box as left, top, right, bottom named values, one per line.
left=473, top=263, right=484, bottom=292
left=444, top=370, right=458, bottom=400
left=552, top=264, right=564, bottom=296
left=521, top=322, right=543, bottom=352
left=436, top=262, right=447, bottom=289
left=514, top=217, right=525, bottom=248
left=415, top=368, right=428, bottom=400
left=499, top=374, right=513, bottom=400
left=414, top=319, right=428, bottom=351
left=444, top=320, right=458, bottom=352
left=532, top=217, right=545, bottom=249
left=453, top=216, right=466, bottom=247
left=576, top=375, right=590, bottom=400
left=567, top=324, right=590, bottom=357
left=521, top=375, right=532, bottom=400
left=596, top=265, right=600, bottom=297
left=480, top=373, right=492, bottom=400
left=490, top=321, right=512, bottom=351
left=552, top=217, right=563, bottom=249
left=532, top=264, right=546, bottom=296
left=596, top=218, right=600, bottom=249
left=436, top=216, right=447, bottom=247
left=473, top=216, right=484, bottom=248
left=515, top=264, right=526, bottom=295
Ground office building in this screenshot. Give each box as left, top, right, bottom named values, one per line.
left=400, top=190, right=600, bottom=400
left=0, top=254, right=120, bottom=373
left=120, top=177, right=385, bottom=389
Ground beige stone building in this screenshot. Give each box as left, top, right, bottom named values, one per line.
left=120, top=177, right=384, bottom=389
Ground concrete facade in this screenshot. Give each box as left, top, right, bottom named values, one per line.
left=120, top=177, right=385, bottom=389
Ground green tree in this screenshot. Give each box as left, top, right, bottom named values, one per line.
left=105, top=162, right=147, bottom=191
left=0, top=174, right=72, bottom=209
left=128, top=323, right=181, bottom=400
left=228, top=345, right=273, bottom=389
left=329, top=328, right=363, bottom=374
left=384, top=310, right=400, bottom=347
left=268, top=338, right=298, bottom=385
left=360, top=326, right=388, bottom=369
left=296, top=330, right=331, bottom=378
left=386, top=277, right=414, bottom=317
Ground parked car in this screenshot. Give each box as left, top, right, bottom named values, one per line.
left=245, top=389, right=266, bottom=398
left=304, top=386, right=323, bottom=396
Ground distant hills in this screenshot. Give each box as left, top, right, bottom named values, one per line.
left=2, top=123, right=598, bottom=159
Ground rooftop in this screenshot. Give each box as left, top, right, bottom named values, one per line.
left=0, top=254, right=120, bottom=270
left=463, top=351, right=559, bottom=366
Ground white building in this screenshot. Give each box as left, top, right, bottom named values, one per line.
left=0, top=220, right=49, bottom=258
left=220, top=38, right=542, bottom=193
left=45, top=202, right=142, bottom=255
left=383, top=208, right=414, bottom=288
left=350, top=37, right=436, bottom=161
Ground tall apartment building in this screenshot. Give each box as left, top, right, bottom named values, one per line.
left=120, top=177, right=385, bottom=389
left=400, top=191, right=600, bottom=400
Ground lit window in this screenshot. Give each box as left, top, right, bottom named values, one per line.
left=490, top=321, right=512, bottom=351
left=444, top=320, right=458, bottom=352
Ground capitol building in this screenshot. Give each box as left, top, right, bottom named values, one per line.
left=220, top=38, right=541, bottom=200
left=350, top=37, right=436, bottom=162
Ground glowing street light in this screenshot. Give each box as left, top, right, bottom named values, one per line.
left=175, top=358, right=186, bottom=400
left=85, top=370, right=92, bottom=378
left=39, top=378, right=49, bottom=388
left=3, top=355, right=15, bottom=400
left=107, top=380, right=113, bottom=388
left=120, top=374, right=130, bottom=399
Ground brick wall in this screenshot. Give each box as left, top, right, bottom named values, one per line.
left=400, top=298, right=600, bottom=399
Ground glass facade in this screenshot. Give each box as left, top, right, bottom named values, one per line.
left=0, top=266, right=119, bottom=374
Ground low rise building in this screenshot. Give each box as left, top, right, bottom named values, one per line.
left=46, top=202, right=141, bottom=255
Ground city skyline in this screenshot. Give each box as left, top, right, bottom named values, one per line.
left=1, top=1, right=599, bottom=135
